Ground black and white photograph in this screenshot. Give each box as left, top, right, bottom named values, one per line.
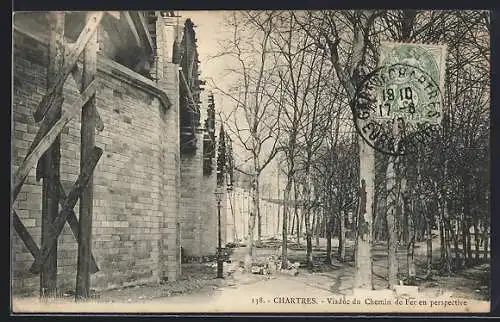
left=11, top=10, right=490, bottom=313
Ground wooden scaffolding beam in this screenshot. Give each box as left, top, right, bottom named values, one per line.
left=39, top=11, right=65, bottom=297
left=75, top=11, right=99, bottom=300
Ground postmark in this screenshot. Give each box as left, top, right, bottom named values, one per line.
left=353, top=42, right=447, bottom=156
left=353, top=63, right=443, bottom=156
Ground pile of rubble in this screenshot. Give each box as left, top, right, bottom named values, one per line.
left=249, top=256, right=301, bottom=276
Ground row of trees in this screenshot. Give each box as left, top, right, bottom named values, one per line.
left=212, top=10, right=490, bottom=288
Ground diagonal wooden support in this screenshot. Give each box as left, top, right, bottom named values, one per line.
left=12, top=80, right=98, bottom=201
left=57, top=181, right=99, bottom=274
left=12, top=203, right=100, bottom=275
left=30, top=146, right=103, bottom=274
left=33, top=11, right=104, bottom=122
left=12, top=210, right=40, bottom=258
left=12, top=188, right=99, bottom=275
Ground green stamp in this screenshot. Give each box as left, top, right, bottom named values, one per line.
left=380, top=41, right=447, bottom=94
left=376, top=42, right=447, bottom=124
left=353, top=42, right=447, bottom=156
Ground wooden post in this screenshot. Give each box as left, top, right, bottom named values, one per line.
left=39, top=11, right=65, bottom=298
left=75, top=12, right=98, bottom=300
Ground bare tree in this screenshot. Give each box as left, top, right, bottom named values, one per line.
left=294, top=9, right=382, bottom=289
left=259, top=11, right=335, bottom=269
left=211, top=11, right=282, bottom=271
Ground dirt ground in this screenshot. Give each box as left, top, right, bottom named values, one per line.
left=12, top=235, right=490, bottom=313
left=81, top=236, right=490, bottom=302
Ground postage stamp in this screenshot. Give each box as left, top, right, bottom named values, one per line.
left=379, top=41, right=448, bottom=94
left=353, top=42, right=447, bottom=155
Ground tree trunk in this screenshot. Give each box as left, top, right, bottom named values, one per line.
left=354, top=138, right=375, bottom=290
left=425, top=212, right=433, bottom=279
left=473, top=220, right=480, bottom=263
left=444, top=218, right=458, bottom=267
left=460, top=211, right=467, bottom=267
left=325, top=213, right=333, bottom=264
left=407, top=237, right=416, bottom=285
left=438, top=197, right=452, bottom=275
left=257, top=208, right=262, bottom=244
left=244, top=173, right=259, bottom=272
left=295, top=183, right=301, bottom=245
left=406, top=199, right=416, bottom=285
left=319, top=9, right=377, bottom=290
left=305, top=212, right=313, bottom=269
left=445, top=219, right=455, bottom=272
left=229, top=191, right=238, bottom=242
left=483, top=224, right=489, bottom=260
left=338, top=210, right=346, bottom=262
left=314, top=211, right=320, bottom=248
left=277, top=167, right=281, bottom=236
left=294, top=210, right=299, bottom=242
left=463, top=176, right=473, bottom=266
left=466, top=218, right=472, bottom=265
left=282, top=185, right=291, bottom=270
left=311, top=210, right=316, bottom=241
left=453, top=217, right=462, bottom=267
left=374, top=194, right=386, bottom=242
left=276, top=204, right=282, bottom=235
left=386, top=156, right=399, bottom=289
left=439, top=213, right=445, bottom=264
left=304, top=174, right=313, bottom=269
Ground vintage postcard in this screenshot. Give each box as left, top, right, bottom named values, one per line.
left=11, top=10, right=490, bottom=314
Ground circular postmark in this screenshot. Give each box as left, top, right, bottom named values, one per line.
left=352, top=63, right=443, bottom=156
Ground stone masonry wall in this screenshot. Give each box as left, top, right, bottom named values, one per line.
left=12, top=26, right=180, bottom=295
left=199, top=169, right=226, bottom=256
left=157, top=61, right=181, bottom=282
left=155, top=14, right=182, bottom=282
left=179, top=131, right=204, bottom=258
left=179, top=130, right=229, bottom=258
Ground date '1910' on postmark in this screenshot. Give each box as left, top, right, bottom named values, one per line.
left=353, top=42, right=447, bottom=156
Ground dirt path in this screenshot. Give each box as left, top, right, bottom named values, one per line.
left=12, top=236, right=490, bottom=313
